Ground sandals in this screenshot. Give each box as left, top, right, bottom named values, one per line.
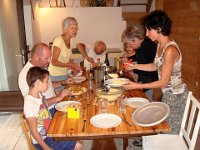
left=132, top=139, right=142, bottom=147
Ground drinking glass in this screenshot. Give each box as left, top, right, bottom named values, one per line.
left=117, top=95, right=126, bottom=114
left=98, top=98, right=108, bottom=113
left=87, top=79, right=94, bottom=90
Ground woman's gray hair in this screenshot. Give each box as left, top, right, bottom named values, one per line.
left=122, top=26, right=144, bottom=43
left=62, top=17, right=78, bottom=30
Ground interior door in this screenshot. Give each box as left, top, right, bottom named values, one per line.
left=0, top=0, right=27, bottom=91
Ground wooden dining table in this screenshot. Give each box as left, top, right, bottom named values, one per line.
left=47, top=78, right=170, bottom=150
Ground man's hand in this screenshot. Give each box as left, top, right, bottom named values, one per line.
left=86, top=56, right=94, bottom=63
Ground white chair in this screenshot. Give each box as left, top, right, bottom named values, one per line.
left=142, top=91, right=200, bottom=150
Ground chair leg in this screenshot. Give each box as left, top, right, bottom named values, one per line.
left=123, top=138, right=128, bottom=150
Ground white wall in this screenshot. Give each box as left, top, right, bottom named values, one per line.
left=0, top=29, right=8, bottom=91
left=37, top=7, right=126, bottom=49
left=24, top=7, right=126, bottom=50
left=31, top=2, right=42, bottom=45
left=24, top=5, right=33, bottom=49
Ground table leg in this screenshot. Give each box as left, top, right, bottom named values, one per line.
left=123, top=138, right=128, bottom=150
left=91, top=138, right=117, bottom=150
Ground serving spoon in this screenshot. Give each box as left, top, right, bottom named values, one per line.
left=102, top=84, right=111, bottom=92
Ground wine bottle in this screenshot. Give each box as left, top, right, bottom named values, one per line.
left=104, top=53, right=110, bottom=66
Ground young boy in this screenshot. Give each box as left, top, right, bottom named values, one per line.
left=24, top=67, right=82, bottom=150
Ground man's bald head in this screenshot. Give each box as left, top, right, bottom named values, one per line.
left=31, top=43, right=51, bottom=68
left=94, top=41, right=106, bottom=55
left=31, top=43, right=49, bottom=57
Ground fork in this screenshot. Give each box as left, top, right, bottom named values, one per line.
left=57, top=113, right=67, bottom=116
left=82, top=119, right=86, bottom=132
left=122, top=118, right=132, bottom=126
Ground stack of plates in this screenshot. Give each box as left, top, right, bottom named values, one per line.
left=132, top=102, right=170, bottom=127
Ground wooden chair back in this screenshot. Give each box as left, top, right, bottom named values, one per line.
left=180, top=92, right=200, bottom=150
left=21, top=113, right=36, bottom=150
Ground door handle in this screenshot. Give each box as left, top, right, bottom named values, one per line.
left=16, top=54, right=23, bottom=57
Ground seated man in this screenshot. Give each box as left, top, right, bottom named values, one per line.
left=76, top=40, right=106, bottom=70
left=18, top=43, right=73, bottom=115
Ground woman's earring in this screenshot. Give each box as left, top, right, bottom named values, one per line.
left=157, top=28, right=161, bottom=34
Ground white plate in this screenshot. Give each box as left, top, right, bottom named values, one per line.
left=132, top=102, right=170, bottom=127
left=55, top=101, right=81, bottom=112
left=73, top=76, right=86, bottom=83
left=125, top=97, right=149, bottom=108
left=90, top=113, right=122, bottom=128
left=68, top=70, right=83, bottom=77
left=105, top=78, right=130, bottom=87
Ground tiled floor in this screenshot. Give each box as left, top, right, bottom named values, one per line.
left=0, top=112, right=199, bottom=150
left=0, top=113, right=138, bottom=150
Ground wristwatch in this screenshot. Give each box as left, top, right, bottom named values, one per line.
left=61, top=82, right=65, bottom=86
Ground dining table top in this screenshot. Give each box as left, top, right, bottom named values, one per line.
left=47, top=79, right=170, bottom=140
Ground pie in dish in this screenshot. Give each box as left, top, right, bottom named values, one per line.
left=69, top=86, right=87, bottom=95
left=108, top=73, right=119, bottom=78
left=95, top=88, right=123, bottom=101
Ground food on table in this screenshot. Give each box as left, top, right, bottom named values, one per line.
left=112, top=80, right=126, bottom=84
left=95, top=88, right=123, bottom=101
left=108, top=73, right=119, bottom=78
left=69, top=86, right=86, bottom=95
left=105, top=78, right=130, bottom=87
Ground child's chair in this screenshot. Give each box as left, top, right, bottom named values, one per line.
left=21, top=113, right=36, bottom=150
left=142, top=91, right=200, bottom=150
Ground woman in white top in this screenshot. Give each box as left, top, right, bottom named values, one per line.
left=123, top=10, right=188, bottom=134
left=48, top=17, right=82, bottom=93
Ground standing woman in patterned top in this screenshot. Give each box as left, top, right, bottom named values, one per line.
left=123, top=10, right=188, bottom=134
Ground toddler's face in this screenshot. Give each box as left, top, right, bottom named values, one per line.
left=125, top=44, right=134, bottom=53
left=127, top=37, right=141, bottom=49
